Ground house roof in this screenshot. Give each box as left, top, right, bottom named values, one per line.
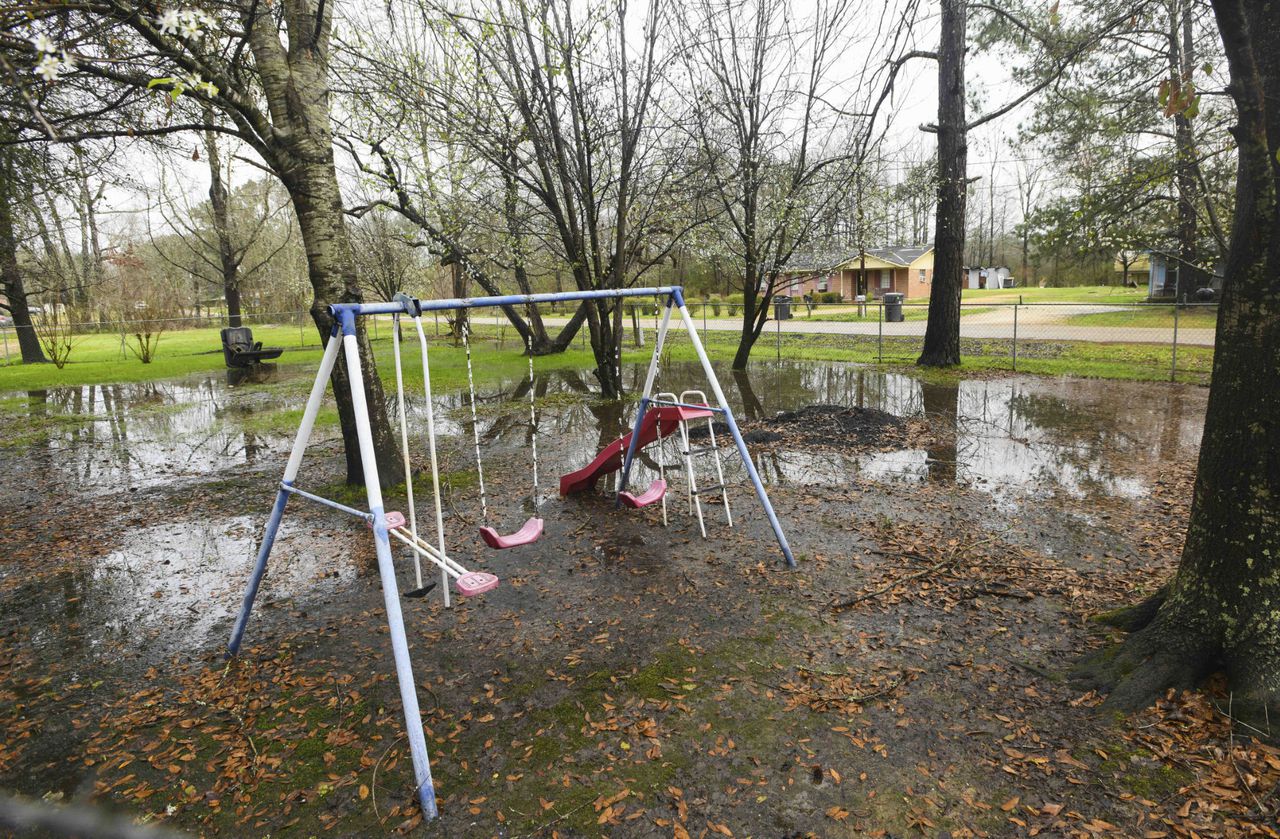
left=858, top=244, right=934, bottom=267
left=785, top=250, right=856, bottom=272
left=785, top=243, right=935, bottom=272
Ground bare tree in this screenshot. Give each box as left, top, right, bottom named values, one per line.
left=679, top=0, right=878, bottom=370
left=0, top=0, right=405, bottom=485
left=397, top=0, right=686, bottom=396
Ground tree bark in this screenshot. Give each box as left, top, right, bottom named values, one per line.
left=287, top=161, right=403, bottom=487
left=204, top=125, right=242, bottom=327
left=1170, top=0, right=1202, bottom=295
left=1076, top=0, right=1280, bottom=712
left=0, top=150, right=48, bottom=364
left=248, top=0, right=402, bottom=487
left=918, top=0, right=967, bottom=367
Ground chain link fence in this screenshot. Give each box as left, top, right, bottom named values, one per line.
left=0, top=299, right=1218, bottom=384
left=646, top=299, right=1217, bottom=384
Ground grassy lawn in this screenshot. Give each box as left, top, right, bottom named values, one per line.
left=1068, top=306, right=1219, bottom=329
left=955, top=285, right=1150, bottom=304
left=662, top=329, right=1212, bottom=384
left=0, top=309, right=1214, bottom=395
left=0, top=319, right=643, bottom=393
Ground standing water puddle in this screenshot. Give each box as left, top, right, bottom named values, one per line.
left=1, top=360, right=1206, bottom=661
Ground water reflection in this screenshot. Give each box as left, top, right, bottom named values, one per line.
left=5, top=516, right=354, bottom=658
left=1, top=380, right=290, bottom=494
left=2, top=361, right=1206, bottom=505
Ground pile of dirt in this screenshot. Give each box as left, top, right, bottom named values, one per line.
left=689, top=403, right=929, bottom=451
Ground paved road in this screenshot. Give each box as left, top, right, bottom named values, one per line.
left=542, top=306, right=1216, bottom=348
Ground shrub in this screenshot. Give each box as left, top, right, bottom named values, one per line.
left=812, top=291, right=844, bottom=305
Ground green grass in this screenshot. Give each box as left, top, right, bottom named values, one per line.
left=954, top=285, right=1150, bottom=304
left=0, top=319, right=649, bottom=393
left=1068, top=306, right=1218, bottom=329
left=0, top=323, right=323, bottom=390
left=0, top=307, right=1214, bottom=397
left=660, top=328, right=1213, bottom=385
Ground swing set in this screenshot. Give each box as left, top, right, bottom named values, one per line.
left=225, top=286, right=793, bottom=820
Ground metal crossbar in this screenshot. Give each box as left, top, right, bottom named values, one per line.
left=225, top=284, right=795, bottom=825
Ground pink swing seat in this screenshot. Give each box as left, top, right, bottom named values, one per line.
left=619, top=479, right=667, bottom=509
left=371, top=511, right=408, bottom=530
left=455, top=571, right=500, bottom=597
left=479, top=516, right=544, bottom=550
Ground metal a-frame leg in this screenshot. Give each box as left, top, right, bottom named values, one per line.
left=671, top=292, right=796, bottom=568
left=337, top=315, right=439, bottom=819
left=228, top=330, right=341, bottom=656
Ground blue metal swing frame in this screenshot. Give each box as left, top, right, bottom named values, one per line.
left=225, top=286, right=794, bottom=822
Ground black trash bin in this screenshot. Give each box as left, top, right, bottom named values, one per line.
left=883, top=292, right=904, bottom=323
left=773, top=295, right=792, bottom=320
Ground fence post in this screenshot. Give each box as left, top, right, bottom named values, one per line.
left=775, top=309, right=781, bottom=362
left=1170, top=300, right=1180, bottom=382
left=1012, top=303, right=1019, bottom=372
left=877, top=302, right=883, bottom=363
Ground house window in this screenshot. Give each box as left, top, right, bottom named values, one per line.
left=818, top=275, right=829, bottom=292
left=880, top=269, right=891, bottom=289
left=919, top=268, right=927, bottom=283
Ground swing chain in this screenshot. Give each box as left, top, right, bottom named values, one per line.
left=460, top=321, right=489, bottom=524
left=525, top=330, right=540, bottom=503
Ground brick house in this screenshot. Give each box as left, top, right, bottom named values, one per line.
left=779, top=244, right=935, bottom=300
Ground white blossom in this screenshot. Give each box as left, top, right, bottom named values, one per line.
left=157, top=9, right=182, bottom=35
left=34, top=54, right=61, bottom=82
left=29, top=34, right=55, bottom=54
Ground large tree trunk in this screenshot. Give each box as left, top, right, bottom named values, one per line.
left=289, top=163, right=404, bottom=487
left=248, top=0, right=401, bottom=487
left=918, top=0, right=967, bottom=368
left=1170, top=0, right=1202, bottom=297
left=204, top=122, right=242, bottom=327
left=0, top=152, right=48, bottom=364
left=1077, top=0, right=1280, bottom=712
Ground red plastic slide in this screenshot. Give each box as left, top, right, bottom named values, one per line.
left=559, top=404, right=714, bottom=495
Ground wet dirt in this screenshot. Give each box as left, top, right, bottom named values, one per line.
left=0, top=359, right=1242, bottom=837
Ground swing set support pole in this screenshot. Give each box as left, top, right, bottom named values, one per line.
left=228, top=328, right=342, bottom=656
left=618, top=297, right=674, bottom=498
left=671, top=290, right=796, bottom=568
left=335, top=308, right=439, bottom=819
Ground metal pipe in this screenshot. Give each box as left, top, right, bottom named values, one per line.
left=281, top=484, right=371, bottom=521
left=391, top=315, right=424, bottom=590
left=228, top=333, right=342, bottom=657
left=672, top=294, right=796, bottom=568
left=340, top=328, right=438, bottom=820
left=618, top=300, right=675, bottom=497
left=412, top=317, right=451, bottom=607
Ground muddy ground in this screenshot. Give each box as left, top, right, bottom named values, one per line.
left=1, top=360, right=1277, bottom=837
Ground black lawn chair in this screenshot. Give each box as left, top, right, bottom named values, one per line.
left=220, top=326, right=284, bottom=369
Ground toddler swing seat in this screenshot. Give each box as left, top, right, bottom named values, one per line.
left=619, top=479, right=667, bottom=509
left=479, top=516, right=544, bottom=549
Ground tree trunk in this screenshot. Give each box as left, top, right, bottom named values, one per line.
left=1171, top=0, right=1201, bottom=294
left=1076, top=0, right=1280, bottom=713
left=288, top=161, right=403, bottom=488
left=918, top=0, right=967, bottom=368
left=204, top=121, right=242, bottom=327
left=0, top=152, right=48, bottom=364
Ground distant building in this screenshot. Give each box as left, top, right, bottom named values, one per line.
left=1113, top=249, right=1223, bottom=300
left=962, top=265, right=1013, bottom=290
left=780, top=244, right=935, bottom=300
